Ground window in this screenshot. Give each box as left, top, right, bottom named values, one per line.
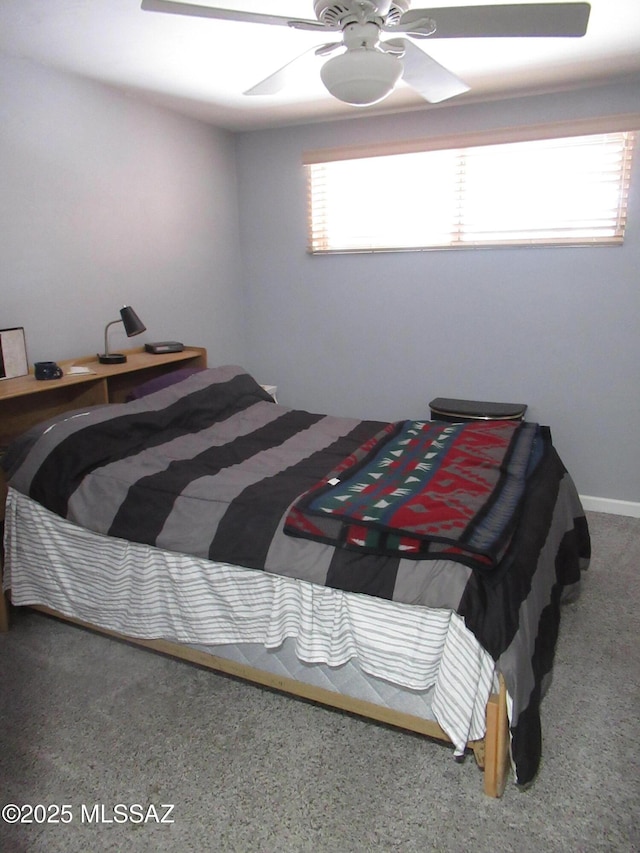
left=305, top=123, right=637, bottom=254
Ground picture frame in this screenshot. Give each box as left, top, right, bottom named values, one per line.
left=0, top=327, right=29, bottom=380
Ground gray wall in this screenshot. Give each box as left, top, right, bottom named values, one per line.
left=237, top=79, right=640, bottom=503
left=2, top=52, right=639, bottom=504
left=1, top=55, right=244, bottom=366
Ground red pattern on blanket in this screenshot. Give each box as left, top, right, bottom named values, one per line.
left=284, top=418, right=542, bottom=571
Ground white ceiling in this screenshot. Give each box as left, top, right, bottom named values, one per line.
left=1, top=0, right=639, bottom=131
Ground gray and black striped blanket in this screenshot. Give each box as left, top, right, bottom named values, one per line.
left=3, top=365, right=590, bottom=786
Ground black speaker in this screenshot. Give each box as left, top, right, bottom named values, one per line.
left=145, top=342, right=184, bottom=354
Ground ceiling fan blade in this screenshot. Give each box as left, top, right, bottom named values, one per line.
left=315, top=42, right=343, bottom=57
left=393, top=39, right=470, bottom=104
left=399, top=3, right=591, bottom=39
left=383, top=16, right=436, bottom=39
left=140, top=0, right=328, bottom=30
left=244, top=47, right=330, bottom=96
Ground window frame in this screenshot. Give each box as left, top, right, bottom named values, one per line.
left=304, top=114, right=639, bottom=255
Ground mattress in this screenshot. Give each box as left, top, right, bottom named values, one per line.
left=4, top=488, right=497, bottom=754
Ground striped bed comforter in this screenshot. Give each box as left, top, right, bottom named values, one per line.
left=3, top=365, right=590, bottom=786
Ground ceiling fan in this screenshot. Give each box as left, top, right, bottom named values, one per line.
left=140, top=1, right=591, bottom=107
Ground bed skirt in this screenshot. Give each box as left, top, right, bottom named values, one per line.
left=3, top=488, right=497, bottom=757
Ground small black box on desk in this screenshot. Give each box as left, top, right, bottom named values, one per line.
left=145, top=342, right=184, bottom=354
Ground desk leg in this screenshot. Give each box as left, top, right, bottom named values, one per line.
left=0, top=592, right=8, bottom=632
left=1, top=484, right=7, bottom=631
left=0, top=521, right=6, bottom=632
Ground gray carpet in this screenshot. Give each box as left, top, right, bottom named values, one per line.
left=1, top=511, right=639, bottom=853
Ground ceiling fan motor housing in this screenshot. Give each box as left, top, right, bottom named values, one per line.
left=313, top=1, right=410, bottom=28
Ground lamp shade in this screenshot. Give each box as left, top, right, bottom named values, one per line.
left=320, top=49, right=403, bottom=106
left=120, top=306, right=146, bottom=337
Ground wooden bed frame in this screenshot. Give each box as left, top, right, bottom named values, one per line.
left=3, top=601, right=511, bottom=798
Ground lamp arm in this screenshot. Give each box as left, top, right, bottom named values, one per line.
left=104, top=319, right=121, bottom=358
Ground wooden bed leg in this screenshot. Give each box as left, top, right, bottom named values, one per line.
left=471, top=738, right=485, bottom=770
left=482, top=675, right=510, bottom=797
left=0, top=590, right=8, bottom=633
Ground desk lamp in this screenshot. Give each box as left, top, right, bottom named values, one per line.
left=98, top=306, right=146, bottom=364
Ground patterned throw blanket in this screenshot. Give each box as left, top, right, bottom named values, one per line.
left=285, top=419, right=543, bottom=571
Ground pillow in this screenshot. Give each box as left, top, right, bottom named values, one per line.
left=126, top=367, right=205, bottom=401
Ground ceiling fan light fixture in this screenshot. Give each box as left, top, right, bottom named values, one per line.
left=320, top=48, right=402, bottom=106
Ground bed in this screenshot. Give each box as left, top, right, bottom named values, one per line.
left=1, top=364, right=590, bottom=797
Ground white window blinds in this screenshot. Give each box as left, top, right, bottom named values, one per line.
left=306, top=128, right=636, bottom=254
